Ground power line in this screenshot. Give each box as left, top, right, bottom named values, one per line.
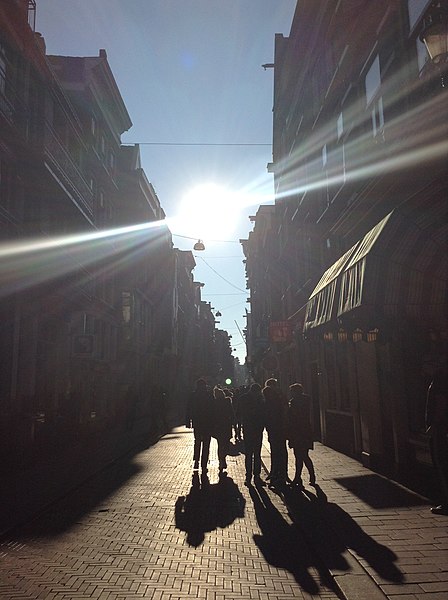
left=171, top=233, right=239, bottom=244
left=198, top=256, right=246, bottom=293
left=124, top=142, right=271, bottom=147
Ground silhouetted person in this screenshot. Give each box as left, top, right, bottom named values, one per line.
left=287, top=383, right=316, bottom=488
left=212, top=386, right=233, bottom=472
left=426, top=368, right=448, bottom=515
left=230, top=389, right=242, bottom=441
left=262, top=378, right=288, bottom=487
left=186, top=378, right=213, bottom=473
left=239, top=382, right=266, bottom=485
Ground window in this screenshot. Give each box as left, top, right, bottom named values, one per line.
left=0, top=160, right=12, bottom=212
left=370, top=95, right=384, bottom=138
left=365, top=56, right=381, bottom=106
left=322, top=144, right=327, bottom=166
left=365, top=55, right=385, bottom=139
left=416, top=36, right=430, bottom=71
left=108, top=151, right=115, bottom=172
left=408, top=0, right=431, bottom=32
left=122, top=292, right=131, bottom=324
left=0, top=50, right=6, bottom=95
left=327, top=114, right=346, bottom=198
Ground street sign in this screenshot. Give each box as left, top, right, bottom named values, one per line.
left=269, top=321, right=293, bottom=343
left=72, top=334, right=95, bottom=356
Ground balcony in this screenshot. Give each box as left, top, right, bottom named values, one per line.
left=44, top=122, right=94, bottom=219
left=0, top=69, right=29, bottom=134
left=0, top=87, right=14, bottom=125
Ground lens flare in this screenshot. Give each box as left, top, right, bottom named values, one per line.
left=170, top=183, right=244, bottom=241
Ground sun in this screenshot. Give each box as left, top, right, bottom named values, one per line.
left=172, top=183, right=242, bottom=241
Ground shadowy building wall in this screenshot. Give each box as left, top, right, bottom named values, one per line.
left=243, top=0, right=447, bottom=490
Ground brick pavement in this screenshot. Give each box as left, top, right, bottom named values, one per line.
left=0, top=428, right=340, bottom=600
left=266, top=440, right=448, bottom=600
left=0, top=418, right=163, bottom=538
left=0, top=428, right=447, bottom=599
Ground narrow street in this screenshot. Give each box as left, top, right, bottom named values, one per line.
left=0, top=429, right=339, bottom=599
left=1, top=428, right=447, bottom=599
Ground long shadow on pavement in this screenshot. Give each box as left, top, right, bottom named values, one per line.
left=175, top=472, right=245, bottom=547
left=283, top=485, right=404, bottom=584
left=249, top=484, right=339, bottom=596
left=334, top=474, right=428, bottom=508
left=0, top=422, right=170, bottom=538
left=10, top=456, right=143, bottom=540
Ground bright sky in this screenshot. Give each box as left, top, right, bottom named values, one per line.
left=36, top=0, right=296, bottom=364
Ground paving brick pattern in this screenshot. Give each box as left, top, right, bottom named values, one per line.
left=284, top=443, right=448, bottom=600
left=0, top=429, right=339, bottom=599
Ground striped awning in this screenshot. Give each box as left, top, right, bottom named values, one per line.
left=304, top=198, right=448, bottom=332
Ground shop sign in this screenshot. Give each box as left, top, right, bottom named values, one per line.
left=269, top=321, right=293, bottom=343
left=72, top=334, right=95, bottom=356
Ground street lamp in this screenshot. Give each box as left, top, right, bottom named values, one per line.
left=193, top=239, right=205, bottom=251
left=420, top=1, right=448, bottom=86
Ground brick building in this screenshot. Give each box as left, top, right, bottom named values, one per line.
left=243, top=0, right=447, bottom=485
left=0, top=1, right=225, bottom=465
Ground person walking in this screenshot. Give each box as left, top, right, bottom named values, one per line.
left=186, top=378, right=213, bottom=473
left=262, top=378, right=288, bottom=488
left=425, top=368, right=448, bottom=515
left=230, top=388, right=242, bottom=442
left=287, top=383, right=316, bottom=489
left=212, top=386, right=233, bottom=472
left=239, top=382, right=266, bottom=486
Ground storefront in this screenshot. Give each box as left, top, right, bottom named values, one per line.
left=302, top=197, right=447, bottom=473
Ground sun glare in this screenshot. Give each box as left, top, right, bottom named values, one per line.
left=172, top=183, right=243, bottom=241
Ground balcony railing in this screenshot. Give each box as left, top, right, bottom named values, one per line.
left=0, top=89, right=14, bottom=124
left=28, top=0, right=36, bottom=30
left=0, top=67, right=29, bottom=133
left=44, top=122, right=94, bottom=218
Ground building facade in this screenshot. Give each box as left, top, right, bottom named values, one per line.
left=243, top=0, right=447, bottom=487
left=0, top=2, right=226, bottom=465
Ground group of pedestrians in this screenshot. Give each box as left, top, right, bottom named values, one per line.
left=186, top=377, right=316, bottom=490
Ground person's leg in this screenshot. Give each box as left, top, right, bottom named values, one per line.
left=304, top=451, right=316, bottom=484
left=201, top=435, right=211, bottom=471
left=293, top=448, right=305, bottom=486
left=218, top=437, right=228, bottom=469
left=244, top=432, right=254, bottom=480
left=267, top=431, right=278, bottom=479
left=193, top=432, right=201, bottom=468
left=269, top=435, right=286, bottom=484
left=236, top=421, right=242, bottom=441
left=269, top=439, right=278, bottom=480
left=278, top=438, right=288, bottom=482
left=253, top=430, right=263, bottom=478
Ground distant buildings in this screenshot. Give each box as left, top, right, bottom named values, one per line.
left=243, top=1, right=447, bottom=485
left=0, top=1, right=234, bottom=465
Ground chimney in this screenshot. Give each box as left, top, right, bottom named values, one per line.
left=99, top=49, right=107, bottom=59
left=34, top=32, right=46, bottom=55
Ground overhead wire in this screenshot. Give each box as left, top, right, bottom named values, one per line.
left=124, top=142, right=271, bottom=147
left=197, top=256, right=246, bottom=293
left=172, top=233, right=240, bottom=244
